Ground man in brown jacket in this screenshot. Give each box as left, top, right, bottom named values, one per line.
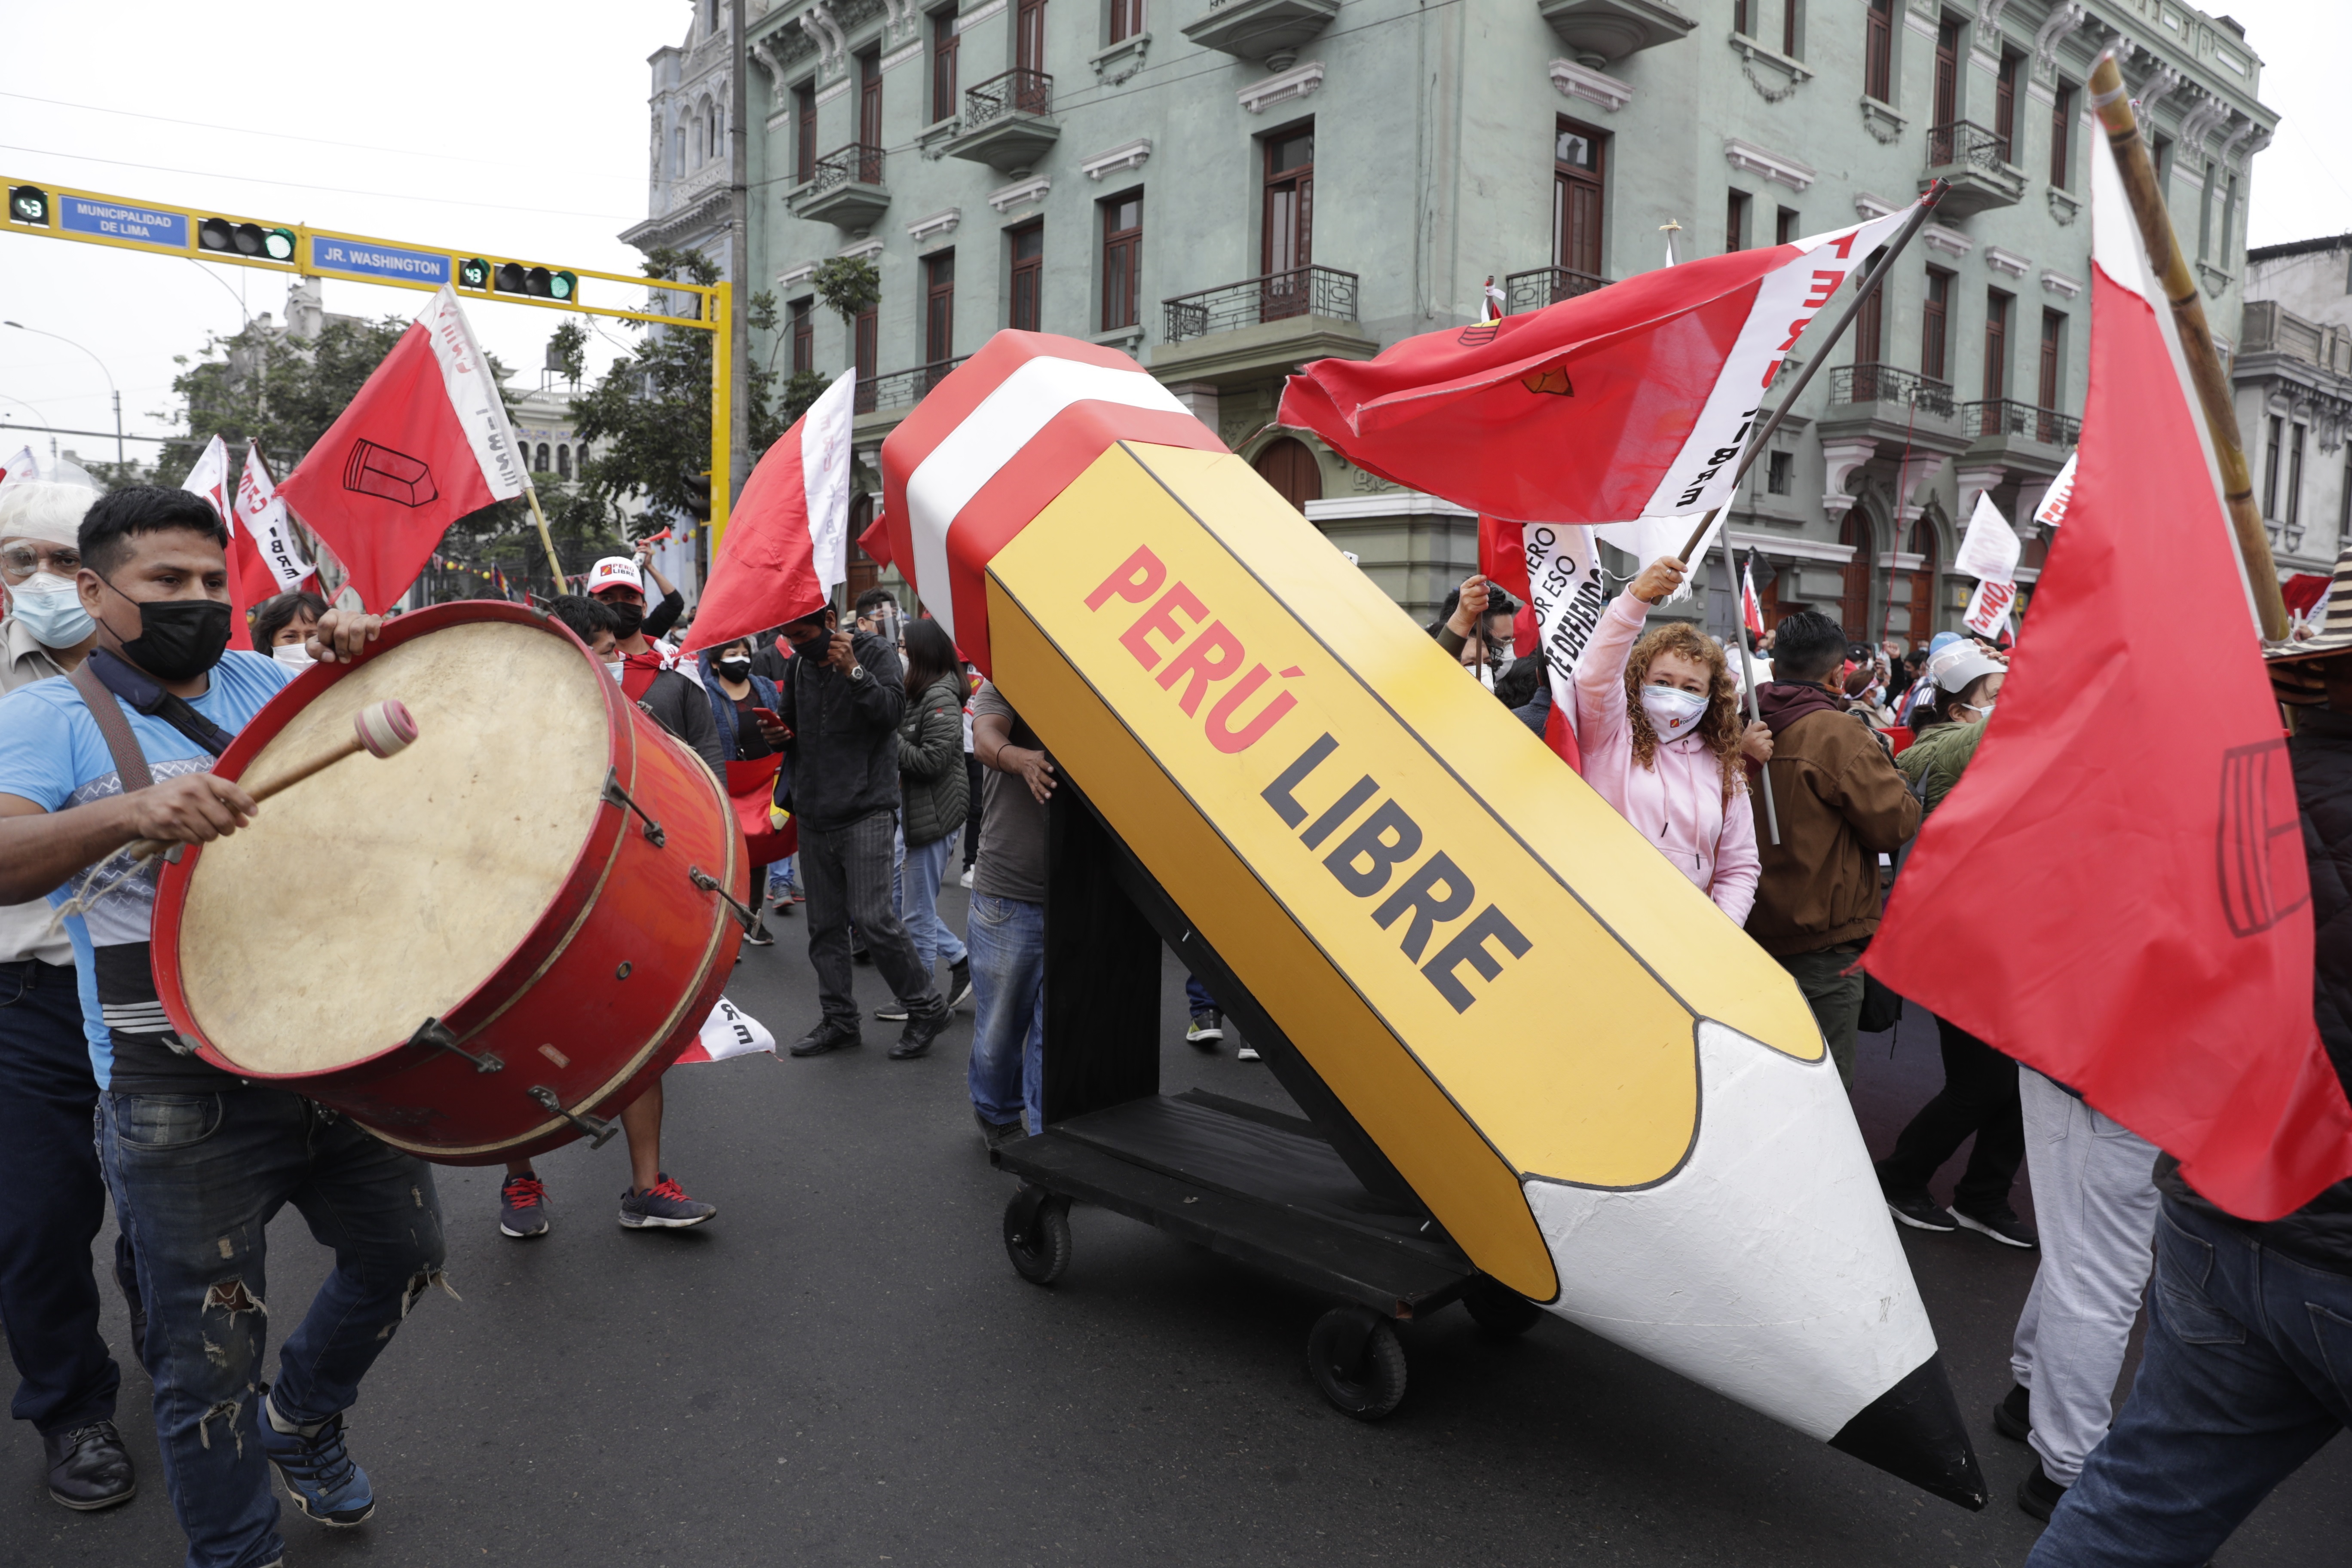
left=1747, top=609, right=1920, bottom=1087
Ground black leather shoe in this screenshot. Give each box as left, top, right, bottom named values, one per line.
left=888, top=1003, right=951, bottom=1060
left=2017, top=1460, right=2068, bottom=1522
left=1993, top=1382, right=2031, bottom=1442
left=46, top=1421, right=136, bottom=1511
left=789, top=1021, right=862, bottom=1057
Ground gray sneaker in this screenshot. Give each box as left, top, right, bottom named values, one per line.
left=619, top=1174, right=716, bottom=1229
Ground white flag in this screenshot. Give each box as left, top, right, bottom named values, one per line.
left=1963, top=578, right=2017, bottom=639
left=1952, top=490, right=2022, bottom=584
left=803, top=368, right=857, bottom=597
left=676, top=995, right=778, bottom=1064
left=234, top=442, right=314, bottom=591
left=181, top=435, right=232, bottom=523
left=1520, top=521, right=1607, bottom=746
left=2035, top=451, right=2079, bottom=530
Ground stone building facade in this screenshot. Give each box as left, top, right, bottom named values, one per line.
left=628, top=0, right=2275, bottom=637
left=2233, top=235, right=2352, bottom=580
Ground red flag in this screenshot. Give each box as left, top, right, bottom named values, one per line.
left=683, top=371, right=855, bottom=654
left=1867, top=130, right=2352, bottom=1221
left=178, top=435, right=260, bottom=650
left=858, top=508, right=894, bottom=572
left=1278, top=202, right=1917, bottom=526
left=1478, top=514, right=1530, bottom=600
left=726, top=753, right=796, bottom=866
left=277, top=286, right=526, bottom=612
left=1741, top=557, right=1766, bottom=637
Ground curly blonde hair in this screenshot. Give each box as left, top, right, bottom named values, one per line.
left=1623, top=622, right=1749, bottom=800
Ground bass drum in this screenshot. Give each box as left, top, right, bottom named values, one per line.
left=151, top=601, right=748, bottom=1164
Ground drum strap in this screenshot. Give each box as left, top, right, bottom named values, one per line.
left=67, top=659, right=156, bottom=795
left=80, top=649, right=237, bottom=758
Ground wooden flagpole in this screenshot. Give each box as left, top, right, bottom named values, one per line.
left=522, top=482, right=568, bottom=594
left=1672, top=180, right=1951, bottom=567
left=2088, top=52, right=2288, bottom=641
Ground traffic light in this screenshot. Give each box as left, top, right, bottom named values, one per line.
left=458, top=257, right=492, bottom=289
left=682, top=470, right=712, bottom=524
left=197, top=218, right=296, bottom=262
left=7, top=186, right=49, bottom=227
left=491, top=262, right=581, bottom=303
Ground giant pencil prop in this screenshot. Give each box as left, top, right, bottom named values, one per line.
left=881, top=334, right=1984, bottom=1509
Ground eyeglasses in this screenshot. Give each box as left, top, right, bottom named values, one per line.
left=1, top=543, right=81, bottom=582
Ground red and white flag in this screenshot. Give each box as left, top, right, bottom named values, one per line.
left=1275, top=201, right=1917, bottom=527
left=1741, top=556, right=1766, bottom=637
left=673, top=995, right=778, bottom=1065
left=180, top=435, right=261, bottom=650
left=681, top=369, right=857, bottom=654
left=233, top=441, right=314, bottom=594
left=277, top=285, right=527, bottom=612
left=878, top=331, right=1222, bottom=675
left=1868, top=120, right=2352, bottom=1220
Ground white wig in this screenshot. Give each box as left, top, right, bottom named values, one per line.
left=0, top=480, right=98, bottom=549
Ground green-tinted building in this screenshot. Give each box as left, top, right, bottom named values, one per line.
left=629, top=0, right=2274, bottom=639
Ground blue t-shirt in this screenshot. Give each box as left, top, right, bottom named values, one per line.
left=0, top=650, right=291, bottom=1090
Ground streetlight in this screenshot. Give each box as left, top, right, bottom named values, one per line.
left=2, top=320, right=120, bottom=469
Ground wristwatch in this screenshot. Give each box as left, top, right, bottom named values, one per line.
left=848, top=662, right=867, bottom=681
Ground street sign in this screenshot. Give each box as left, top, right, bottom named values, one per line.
left=309, top=235, right=452, bottom=287
left=59, top=194, right=186, bottom=250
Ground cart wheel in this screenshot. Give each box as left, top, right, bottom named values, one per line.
left=1003, top=1190, right=1072, bottom=1286
left=1306, top=1307, right=1408, bottom=1420
left=1463, top=1276, right=1544, bottom=1337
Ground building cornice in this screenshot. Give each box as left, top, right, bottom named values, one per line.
left=1723, top=138, right=1816, bottom=192
left=620, top=184, right=731, bottom=252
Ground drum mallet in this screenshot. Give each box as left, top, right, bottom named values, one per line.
left=129, top=699, right=419, bottom=862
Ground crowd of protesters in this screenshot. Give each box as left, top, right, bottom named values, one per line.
left=0, top=472, right=2345, bottom=1568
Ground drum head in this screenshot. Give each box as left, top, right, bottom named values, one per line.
left=175, top=619, right=611, bottom=1076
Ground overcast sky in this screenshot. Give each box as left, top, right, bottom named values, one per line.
left=1, top=0, right=2346, bottom=470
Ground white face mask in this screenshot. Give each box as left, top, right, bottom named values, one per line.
left=1641, top=684, right=1709, bottom=741
left=1963, top=700, right=1996, bottom=723
left=6, top=570, right=95, bottom=649
left=271, top=641, right=315, bottom=671
left=604, top=659, right=624, bottom=684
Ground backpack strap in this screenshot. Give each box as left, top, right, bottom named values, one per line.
left=67, top=659, right=155, bottom=795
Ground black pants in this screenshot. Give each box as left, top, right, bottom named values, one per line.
left=961, top=753, right=982, bottom=869
left=1878, top=1014, right=2025, bottom=1218
left=800, top=810, right=940, bottom=1026
left=0, top=958, right=131, bottom=1436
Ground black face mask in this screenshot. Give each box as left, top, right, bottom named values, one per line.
left=604, top=601, right=645, bottom=639
left=103, top=582, right=233, bottom=681
left=716, top=658, right=752, bottom=680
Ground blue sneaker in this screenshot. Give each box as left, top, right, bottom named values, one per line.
left=260, top=1393, right=374, bottom=1527
left=618, top=1173, right=717, bottom=1229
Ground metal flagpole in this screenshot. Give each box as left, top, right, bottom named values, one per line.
left=1733, top=542, right=1780, bottom=845
left=1672, top=179, right=1951, bottom=567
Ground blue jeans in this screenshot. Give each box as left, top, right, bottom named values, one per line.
left=2028, top=1195, right=2352, bottom=1567
left=896, top=833, right=968, bottom=976
left=767, top=853, right=796, bottom=897
left=966, top=894, right=1044, bottom=1131
left=100, top=1089, right=448, bottom=1568
left=1184, top=973, right=1216, bottom=1017
left=0, top=959, right=125, bottom=1436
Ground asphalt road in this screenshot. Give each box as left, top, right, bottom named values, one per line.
left=6, top=882, right=2348, bottom=1567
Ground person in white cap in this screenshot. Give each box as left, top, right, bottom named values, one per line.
left=0, top=479, right=141, bottom=1514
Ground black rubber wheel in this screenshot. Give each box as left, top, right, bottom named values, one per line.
left=1306, top=1307, right=1408, bottom=1420
left=1003, top=1191, right=1072, bottom=1285
left=1463, top=1275, right=1544, bottom=1337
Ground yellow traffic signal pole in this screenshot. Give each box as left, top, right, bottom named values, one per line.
left=3, top=175, right=735, bottom=591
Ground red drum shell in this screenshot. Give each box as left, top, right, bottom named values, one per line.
left=151, top=602, right=747, bottom=1164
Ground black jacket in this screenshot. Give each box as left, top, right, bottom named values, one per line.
left=2160, top=706, right=2352, bottom=1272
left=636, top=666, right=725, bottom=774
left=896, top=673, right=969, bottom=848
left=775, top=629, right=906, bottom=832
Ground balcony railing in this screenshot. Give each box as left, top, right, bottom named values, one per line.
left=1831, top=363, right=1955, bottom=417
left=1926, top=119, right=2010, bottom=171
left=854, top=357, right=969, bottom=416
left=1162, top=265, right=1360, bottom=343
left=1503, top=265, right=1609, bottom=315
left=964, top=68, right=1052, bottom=128
left=1963, top=398, right=2081, bottom=447
left=811, top=142, right=885, bottom=192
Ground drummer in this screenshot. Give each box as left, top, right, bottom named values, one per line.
left=0, top=487, right=441, bottom=1567
left=496, top=593, right=721, bottom=1241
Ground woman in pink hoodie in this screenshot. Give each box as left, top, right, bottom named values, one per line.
left=1573, top=554, right=1768, bottom=923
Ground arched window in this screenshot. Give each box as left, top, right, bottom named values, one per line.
left=672, top=128, right=685, bottom=178
left=1900, top=514, right=1941, bottom=643
left=1252, top=438, right=1322, bottom=513
left=534, top=443, right=551, bottom=473
left=556, top=444, right=572, bottom=479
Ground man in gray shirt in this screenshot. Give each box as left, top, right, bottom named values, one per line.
left=0, top=480, right=138, bottom=1512
left=967, top=678, right=1053, bottom=1144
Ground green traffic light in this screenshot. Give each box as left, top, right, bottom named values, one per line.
left=263, top=227, right=297, bottom=262
left=550, top=270, right=578, bottom=302
left=459, top=258, right=491, bottom=289
left=7, top=186, right=50, bottom=226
